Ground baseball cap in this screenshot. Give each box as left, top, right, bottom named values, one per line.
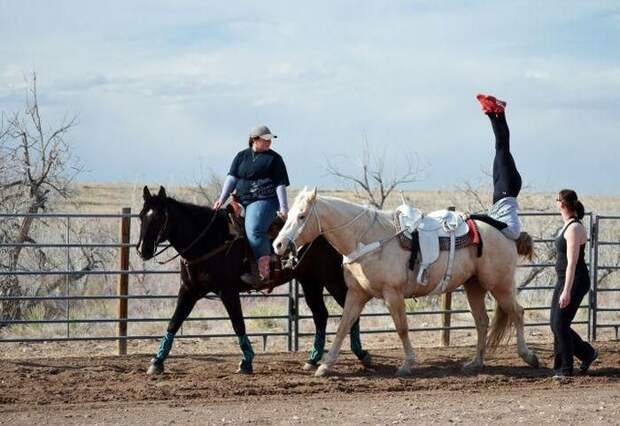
left=250, top=124, right=277, bottom=140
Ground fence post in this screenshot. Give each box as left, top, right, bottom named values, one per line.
left=441, top=293, right=452, bottom=346
left=117, top=207, right=131, bottom=355
left=293, top=279, right=299, bottom=352
left=440, top=206, right=456, bottom=347
left=590, top=216, right=599, bottom=341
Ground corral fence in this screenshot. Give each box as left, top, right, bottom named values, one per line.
left=0, top=210, right=618, bottom=354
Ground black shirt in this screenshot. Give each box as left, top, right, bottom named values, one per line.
left=228, top=148, right=290, bottom=204
left=554, top=219, right=588, bottom=279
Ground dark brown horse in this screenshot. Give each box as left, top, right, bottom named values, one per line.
left=137, top=186, right=370, bottom=374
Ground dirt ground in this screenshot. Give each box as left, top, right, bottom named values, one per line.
left=1, top=341, right=619, bottom=424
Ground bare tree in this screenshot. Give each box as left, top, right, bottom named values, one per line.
left=192, top=166, right=223, bottom=205
left=0, top=73, right=82, bottom=323
left=326, top=141, right=423, bottom=209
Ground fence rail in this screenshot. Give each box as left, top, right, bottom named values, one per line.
left=1, top=210, right=618, bottom=352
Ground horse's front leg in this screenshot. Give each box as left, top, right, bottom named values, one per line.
left=383, top=288, right=416, bottom=377
left=325, top=280, right=371, bottom=368
left=315, top=286, right=370, bottom=377
left=221, top=288, right=255, bottom=374
left=147, top=284, right=199, bottom=375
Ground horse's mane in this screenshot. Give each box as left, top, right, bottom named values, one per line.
left=166, top=197, right=217, bottom=224
left=315, top=194, right=395, bottom=230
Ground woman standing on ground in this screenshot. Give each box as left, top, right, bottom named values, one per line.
left=550, top=189, right=598, bottom=378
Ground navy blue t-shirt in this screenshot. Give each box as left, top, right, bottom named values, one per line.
left=228, top=148, right=290, bottom=204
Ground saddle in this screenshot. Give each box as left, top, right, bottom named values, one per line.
left=394, top=203, right=481, bottom=294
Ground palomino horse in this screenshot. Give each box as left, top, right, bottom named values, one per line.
left=137, top=186, right=370, bottom=375
left=273, top=188, right=539, bottom=377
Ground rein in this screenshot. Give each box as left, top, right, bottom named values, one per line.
left=153, top=207, right=221, bottom=265
left=182, top=236, right=242, bottom=267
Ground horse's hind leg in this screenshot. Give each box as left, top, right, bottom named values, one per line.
left=221, top=288, right=255, bottom=374
left=512, top=298, right=539, bottom=368
left=383, top=288, right=415, bottom=377
left=463, top=281, right=489, bottom=372
left=315, top=287, right=370, bottom=377
left=491, top=284, right=539, bottom=368
left=299, top=278, right=328, bottom=370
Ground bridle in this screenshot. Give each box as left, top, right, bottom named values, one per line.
left=137, top=204, right=220, bottom=265
left=280, top=196, right=368, bottom=254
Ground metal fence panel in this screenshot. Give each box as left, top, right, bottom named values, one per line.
left=1, top=210, right=618, bottom=352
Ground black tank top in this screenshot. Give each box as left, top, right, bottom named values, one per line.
left=555, top=219, right=588, bottom=278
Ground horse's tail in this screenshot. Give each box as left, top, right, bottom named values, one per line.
left=515, top=231, right=534, bottom=261
left=487, top=300, right=515, bottom=352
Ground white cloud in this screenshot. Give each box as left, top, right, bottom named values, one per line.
left=0, top=1, right=618, bottom=194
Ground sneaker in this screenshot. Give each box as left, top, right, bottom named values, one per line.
left=476, top=94, right=506, bottom=113
left=579, top=350, right=598, bottom=374
left=552, top=372, right=571, bottom=382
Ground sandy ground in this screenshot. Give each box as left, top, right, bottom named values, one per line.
left=1, top=341, right=618, bottom=424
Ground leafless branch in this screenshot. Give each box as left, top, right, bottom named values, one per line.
left=326, top=142, right=423, bottom=209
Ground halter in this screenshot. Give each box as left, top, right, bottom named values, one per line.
left=280, top=196, right=368, bottom=251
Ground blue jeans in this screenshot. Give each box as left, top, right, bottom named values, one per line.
left=244, top=198, right=278, bottom=259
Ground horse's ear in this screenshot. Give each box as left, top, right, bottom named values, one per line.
left=158, top=186, right=167, bottom=199
left=309, top=186, right=318, bottom=201
left=143, top=186, right=151, bottom=201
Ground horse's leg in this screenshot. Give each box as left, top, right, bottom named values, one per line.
left=325, top=278, right=371, bottom=367
left=490, top=283, right=539, bottom=368
left=221, top=288, right=255, bottom=374
left=147, top=284, right=199, bottom=375
left=299, top=278, right=328, bottom=370
left=315, top=287, right=370, bottom=377
left=383, top=288, right=416, bottom=377
left=462, top=281, right=489, bottom=372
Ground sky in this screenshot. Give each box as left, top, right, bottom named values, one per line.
left=0, top=1, right=619, bottom=194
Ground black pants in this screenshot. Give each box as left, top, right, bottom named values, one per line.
left=550, top=272, right=595, bottom=374
left=488, top=113, right=522, bottom=204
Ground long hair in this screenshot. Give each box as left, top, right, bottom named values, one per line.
left=558, top=189, right=585, bottom=220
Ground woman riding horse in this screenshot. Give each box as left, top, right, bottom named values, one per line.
left=213, top=124, right=290, bottom=287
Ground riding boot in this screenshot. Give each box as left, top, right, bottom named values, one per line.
left=241, top=256, right=293, bottom=291
left=241, top=256, right=272, bottom=289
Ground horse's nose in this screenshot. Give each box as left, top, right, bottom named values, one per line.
left=275, top=241, right=283, bottom=250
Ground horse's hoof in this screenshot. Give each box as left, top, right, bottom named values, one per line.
left=303, top=361, right=318, bottom=371
left=315, top=364, right=331, bottom=377
left=396, top=366, right=412, bottom=377
left=235, top=360, right=253, bottom=375
left=527, top=352, right=540, bottom=369
left=359, top=351, right=372, bottom=368
left=147, top=360, right=164, bottom=376
left=462, top=360, right=483, bottom=374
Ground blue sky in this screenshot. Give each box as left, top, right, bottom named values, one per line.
left=1, top=1, right=619, bottom=194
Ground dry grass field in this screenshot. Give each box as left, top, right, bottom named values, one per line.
left=3, top=182, right=620, bottom=354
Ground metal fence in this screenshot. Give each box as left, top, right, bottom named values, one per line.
left=0, top=209, right=618, bottom=353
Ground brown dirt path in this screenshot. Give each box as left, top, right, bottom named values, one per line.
left=1, top=342, right=618, bottom=424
